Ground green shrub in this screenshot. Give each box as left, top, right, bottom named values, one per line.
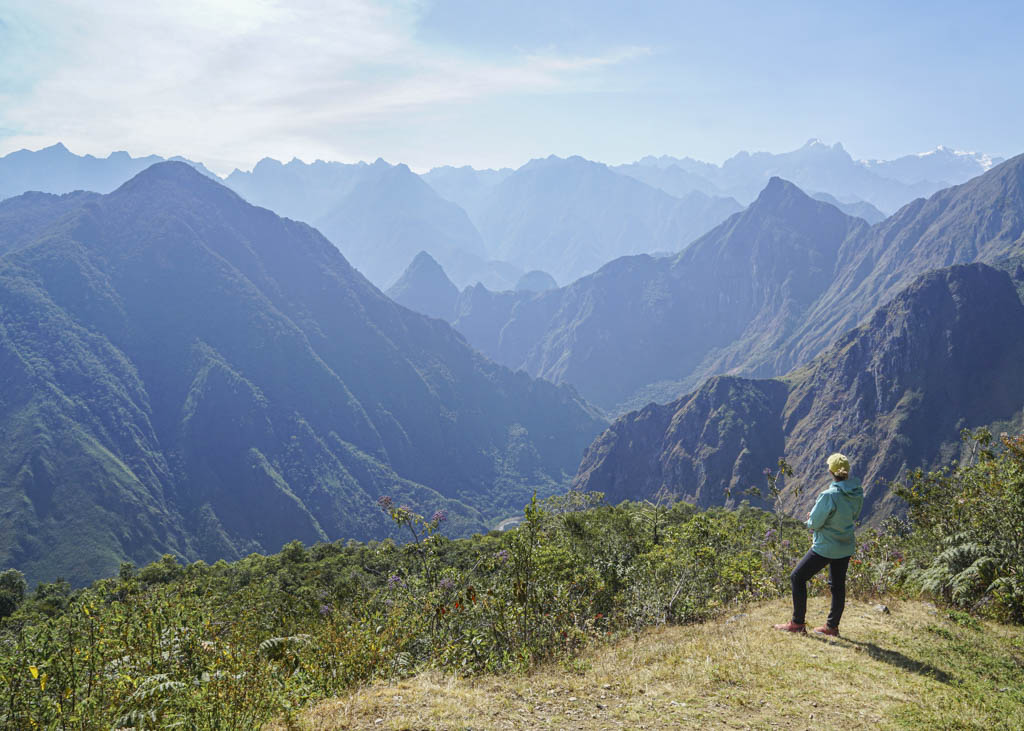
left=891, top=429, right=1024, bottom=621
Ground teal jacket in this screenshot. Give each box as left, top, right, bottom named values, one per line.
left=806, top=477, right=864, bottom=559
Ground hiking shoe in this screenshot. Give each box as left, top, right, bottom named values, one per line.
left=772, top=621, right=807, bottom=633
left=813, top=625, right=839, bottom=637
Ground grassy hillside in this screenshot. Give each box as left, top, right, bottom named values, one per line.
left=292, top=598, right=1024, bottom=730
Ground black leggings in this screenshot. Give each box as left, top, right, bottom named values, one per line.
left=790, top=549, right=850, bottom=628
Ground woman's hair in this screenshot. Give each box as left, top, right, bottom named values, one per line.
left=826, top=453, right=850, bottom=481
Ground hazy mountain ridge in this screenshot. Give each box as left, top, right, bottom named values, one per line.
left=0, top=162, right=605, bottom=585
left=0, top=142, right=215, bottom=202
left=3, top=140, right=1002, bottom=298
left=310, top=159, right=491, bottom=288
left=225, top=157, right=504, bottom=290
left=449, top=177, right=868, bottom=411
left=450, top=156, right=1024, bottom=413
left=629, top=139, right=998, bottom=213
left=470, top=155, right=743, bottom=284
left=574, top=263, right=1024, bottom=523
left=810, top=192, right=887, bottom=224
left=862, top=145, right=1003, bottom=185
left=419, top=165, right=514, bottom=222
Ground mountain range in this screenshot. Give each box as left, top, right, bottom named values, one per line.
left=223, top=157, right=518, bottom=290
left=618, top=139, right=1003, bottom=213
left=6, top=141, right=1000, bottom=295
left=3, top=142, right=1023, bottom=579
left=573, top=263, right=1024, bottom=524
left=0, top=143, right=215, bottom=202
left=0, top=162, right=605, bottom=586
left=431, top=155, right=744, bottom=284
left=446, top=155, right=1024, bottom=414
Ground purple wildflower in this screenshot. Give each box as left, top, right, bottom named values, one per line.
left=387, top=574, right=404, bottom=588
left=438, top=577, right=456, bottom=591
left=377, top=495, right=393, bottom=511
left=319, top=604, right=332, bottom=617
left=431, top=510, right=448, bottom=524
left=495, top=549, right=510, bottom=563
left=763, top=528, right=777, bottom=542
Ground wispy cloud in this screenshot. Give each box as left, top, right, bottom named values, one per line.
left=0, top=0, right=648, bottom=172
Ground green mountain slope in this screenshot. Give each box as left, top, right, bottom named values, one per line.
left=0, top=162, right=605, bottom=585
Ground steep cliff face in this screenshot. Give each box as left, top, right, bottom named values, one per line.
left=575, top=377, right=788, bottom=508
left=780, top=263, right=1024, bottom=519
left=574, top=264, right=1024, bottom=523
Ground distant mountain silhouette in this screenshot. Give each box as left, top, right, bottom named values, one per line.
left=225, top=157, right=500, bottom=289
left=314, top=160, right=492, bottom=288
left=223, top=156, right=364, bottom=224
left=386, top=251, right=459, bottom=321
left=0, top=162, right=605, bottom=586
left=630, top=140, right=996, bottom=213
left=810, top=192, right=887, bottom=224
left=0, top=143, right=215, bottom=201
left=472, top=155, right=743, bottom=283
left=862, top=146, right=1002, bottom=186
left=574, top=264, right=1024, bottom=524
left=515, top=270, right=558, bottom=292
left=420, top=165, right=513, bottom=222
left=612, top=161, right=725, bottom=198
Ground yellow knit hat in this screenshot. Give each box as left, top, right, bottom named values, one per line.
left=827, top=453, right=850, bottom=475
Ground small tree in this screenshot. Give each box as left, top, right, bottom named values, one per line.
left=0, top=568, right=27, bottom=618
left=635, top=486, right=679, bottom=546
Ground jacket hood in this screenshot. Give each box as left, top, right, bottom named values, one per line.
left=833, top=477, right=863, bottom=497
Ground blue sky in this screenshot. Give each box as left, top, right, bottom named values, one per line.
left=1, top=0, right=1021, bottom=174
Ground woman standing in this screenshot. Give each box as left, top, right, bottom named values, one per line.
left=774, top=453, right=864, bottom=636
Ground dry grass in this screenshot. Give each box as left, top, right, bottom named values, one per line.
left=271, top=598, right=1024, bottom=730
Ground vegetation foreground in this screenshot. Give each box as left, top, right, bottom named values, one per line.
left=284, top=598, right=1024, bottom=730
left=0, top=431, right=1021, bottom=728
